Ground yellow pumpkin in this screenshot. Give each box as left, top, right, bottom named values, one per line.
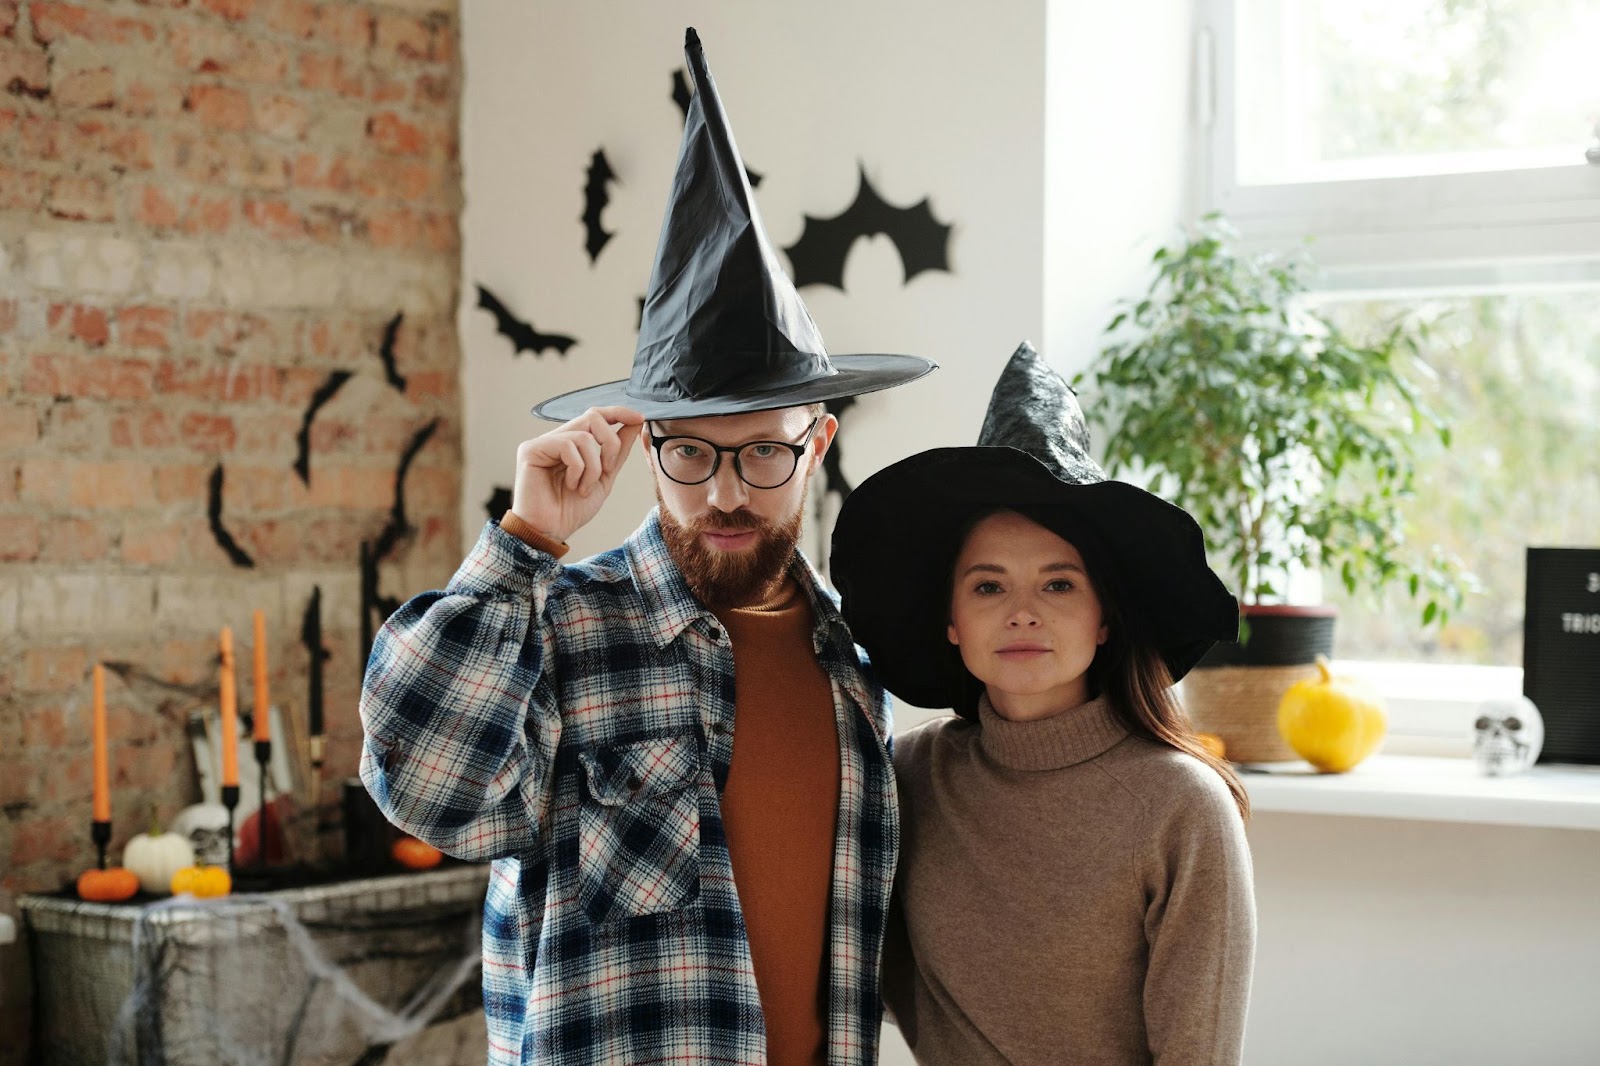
left=170, top=864, right=232, bottom=898
left=1277, top=655, right=1387, bottom=773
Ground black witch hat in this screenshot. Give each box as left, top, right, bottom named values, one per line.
left=829, top=341, right=1239, bottom=717
left=533, top=28, right=935, bottom=422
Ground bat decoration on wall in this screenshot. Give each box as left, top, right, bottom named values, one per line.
left=475, top=284, right=577, bottom=357
left=783, top=165, right=952, bottom=290
left=820, top=396, right=857, bottom=502
left=300, top=585, right=330, bottom=741
left=293, top=370, right=353, bottom=485
left=360, top=418, right=441, bottom=661
left=208, top=464, right=255, bottom=568
left=583, top=149, right=617, bottom=263
left=378, top=311, right=407, bottom=393
left=671, top=68, right=762, bottom=189
left=485, top=486, right=513, bottom=523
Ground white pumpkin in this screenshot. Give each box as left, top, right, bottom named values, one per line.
left=124, top=810, right=197, bottom=896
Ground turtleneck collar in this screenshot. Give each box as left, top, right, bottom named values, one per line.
left=977, top=692, right=1129, bottom=771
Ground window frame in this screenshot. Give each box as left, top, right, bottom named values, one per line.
left=1194, top=0, right=1600, bottom=292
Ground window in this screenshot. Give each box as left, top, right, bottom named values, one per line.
left=1196, top=0, right=1600, bottom=681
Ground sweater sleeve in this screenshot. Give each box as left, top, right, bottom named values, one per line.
left=1139, top=759, right=1256, bottom=1066
left=357, top=520, right=565, bottom=862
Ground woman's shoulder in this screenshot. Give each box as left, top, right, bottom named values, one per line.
left=1108, top=735, right=1241, bottom=820
left=892, top=713, right=973, bottom=771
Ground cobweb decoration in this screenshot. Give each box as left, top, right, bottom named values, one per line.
left=25, top=869, right=486, bottom=1066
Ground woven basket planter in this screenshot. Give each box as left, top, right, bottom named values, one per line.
left=1180, top=606, right=1337, bottom=764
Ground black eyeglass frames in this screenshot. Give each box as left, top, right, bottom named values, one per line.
left=647, top=417, right=822, bottom=488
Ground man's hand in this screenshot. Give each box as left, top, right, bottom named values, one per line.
left=511, top=406, right=645, bottom=543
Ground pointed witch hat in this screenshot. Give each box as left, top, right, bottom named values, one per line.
left=829, top=341, right=1239, bottom=717
left=533, top=28, right=935, bottom=422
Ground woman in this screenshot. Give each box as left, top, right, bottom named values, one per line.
left=830, top=343, right=1255, bottom=1065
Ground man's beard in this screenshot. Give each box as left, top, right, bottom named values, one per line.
left=656, top=488, right=806, bottom=609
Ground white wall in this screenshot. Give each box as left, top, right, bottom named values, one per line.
left=1246, top=813, right=1600, bottom=1065
left=460, top=0, right=1049, bottom=567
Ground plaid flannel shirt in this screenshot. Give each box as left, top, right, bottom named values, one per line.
left=359, top=511, right=899, bottom=1065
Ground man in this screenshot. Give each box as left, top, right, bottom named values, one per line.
left=359, top=28, right=934, bottom=1066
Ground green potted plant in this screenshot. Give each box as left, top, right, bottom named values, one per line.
left=1071, top=214, right=1468, bottom=761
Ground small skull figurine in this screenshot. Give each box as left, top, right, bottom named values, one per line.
left=171, top=802, right=233, bottom=866
left=1472, top=696, right=1545, bottom=777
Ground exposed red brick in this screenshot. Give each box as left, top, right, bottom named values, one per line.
left=0, top=163, right=48, bottom=209
left=0, top=1, right=18, bottom=38
left=298, top=52, right=363, bottom=97
left=0, top=512, right=40, bottom=561
left=47, top=173, right=116, bottom=221
left=0, top=402, right=39, bottom=448
left=260, top=0, right=313, bottom=38
left=116, top=306, right=175, bottom=349
left=39, top=516, right=113, bottom=562
left=252, top=91, right=306, bottom=139
left=133, top=182, right=179, bottom=226
left=199, top=0, right=253, bottom=21
left=29, top=3, right=157, bottom=46
left=68, top=459, right=155, bottom=508
left=367, top=110, right=423, bottom=155
left=187, top=83, right=250, bottom=131
left=52, top=65, right=115, bottom=109
left=179, top=411, right=236, bottom=452
left=1, top=44, right=49, bottom=98
left=22, top=352, right=155, bottom=401
left=313, top=4, right=370, bottom=48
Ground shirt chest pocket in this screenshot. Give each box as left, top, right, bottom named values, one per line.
left=576, top=733, right=703, bottom=925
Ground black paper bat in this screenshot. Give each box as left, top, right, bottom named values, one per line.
left=208, top=463, right=254, bottom=568
left=820, top=396, right=857, bottom=501
left=783, top=166, right=952, bottom=290
left=671, top=68, right=762, bottom=189
left=485, top=486, right=513, bottom=523
left=378, top=311, right=407, bottom=393
left=475, top=284, right=577, bottom=357
left=359, top=418, right=438, bottom=664
left=300, top=585, right=331, bottom=740
left=293, top=370, right=352, bottom=485
left=583, top=149, right=617, bottom=263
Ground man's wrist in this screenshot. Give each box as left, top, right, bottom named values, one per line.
left=500, top=511, right=570, bottom=559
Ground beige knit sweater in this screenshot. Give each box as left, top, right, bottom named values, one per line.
left=884, top=695, right=1256, bottom=1065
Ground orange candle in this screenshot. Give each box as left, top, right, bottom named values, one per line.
left=219, top=626, right=239, bottom=787
left=91, top=663, right=110, bottom=823
left=252, top=609, right=271, bottom=743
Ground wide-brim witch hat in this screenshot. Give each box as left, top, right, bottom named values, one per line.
left=829, top=341, right=1238, bottom=718
left=533, top=28, right=936, bottom=422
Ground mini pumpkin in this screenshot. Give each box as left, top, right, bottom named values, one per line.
left=1277, top=654, right=1387, bottom=773
left=170, top=864, right=232, bottom=898
left=124, top=807, right=196, bottom=896
left=77, top=866, right=139, bottom=902
left=391, top=836, right=444, bottom=870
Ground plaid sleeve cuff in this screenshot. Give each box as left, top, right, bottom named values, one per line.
left=447, top=520, right=565, bottom=599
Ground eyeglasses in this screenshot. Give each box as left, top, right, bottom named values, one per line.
left=648, top=417, right=822, bottom=489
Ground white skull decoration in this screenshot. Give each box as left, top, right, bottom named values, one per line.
left=171, top=802, right=233, bottom=866
left=1472, top=696, right=1544, bottom=777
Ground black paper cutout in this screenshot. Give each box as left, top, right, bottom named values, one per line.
left=583, top=149, right=617, bottom=263
left=378, top=311, right=407, bottom=393
left=359, top=418, right=440, bottom=664
left=783, top=166, right=952, bottom=290
left=670, top=68, right=762, bottom=189
left=208, top=464, right=254, bottom=568
left=820, top=395, right=857, bottom=501
left=485, top=486, right=512, bottom=523
left=293, top=371, right=353, bottom=485
left=475, top=284, right=577, bottom=357
left=301, top=586, right=330, bottom=740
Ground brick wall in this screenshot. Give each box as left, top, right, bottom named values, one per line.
left=0, top=1, right=464, bottom=1056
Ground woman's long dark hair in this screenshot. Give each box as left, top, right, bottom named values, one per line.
left=958, top=505, right=1250, bottom=820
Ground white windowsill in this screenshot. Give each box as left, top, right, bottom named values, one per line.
left=1241, top=754, right=1600, bottom=832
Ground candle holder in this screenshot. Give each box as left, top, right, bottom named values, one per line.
left=254, top=739, right=272, bottom=868
left=221, top=784, right=239, bottom=872
left=309, top=734, right=325, bottom=812
left=91, top=818, right=111, bottom=871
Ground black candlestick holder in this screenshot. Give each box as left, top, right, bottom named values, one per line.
left=91, top=818, right=111, bottom=870
left=221, top=783, right=239, bottom=872
left=254, top=739, right=272, bottom=868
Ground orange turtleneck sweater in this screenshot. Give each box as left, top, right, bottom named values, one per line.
left=713, top=576, right=840, bottom=1066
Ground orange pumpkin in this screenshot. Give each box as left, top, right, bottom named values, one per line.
left=170, top=864, right=232, bottom=898
left=1195, top=733, right=1227, bottom=760
left=391, top=836, right=444, bottom=870
left=77, top=867, right=139, bottom=902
